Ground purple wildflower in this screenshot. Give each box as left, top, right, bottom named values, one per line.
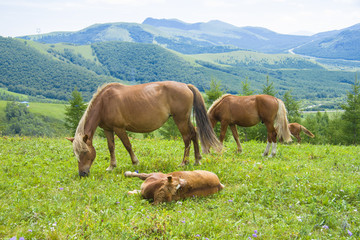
left=252, top=233, right=258, bottom=238
left=348, top=230, right=352, bottom=236
left=195, top=234, right=201, bottom=237
left=322, top=225, right=329, bottom=229
left=19, top=238, right=25, bottom=240
left=10, top=237, right=16, bottom=240
left=28, top=229, right=33, bottom=232
left=135, top=170, right=139, bottom=173
left=59, top=187, right=64, bottom=190
left=228, top=199, right=233, bottom=202
left=254, top=230, right=258, bottom=234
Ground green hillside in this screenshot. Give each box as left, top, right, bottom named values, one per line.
left=0, top=37, right=117, bottom=101
left=0, top=36, right=357, bottom=108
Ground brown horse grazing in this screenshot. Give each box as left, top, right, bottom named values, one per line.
left=289, top=123, right=315, bottom=143
left=66, top=81, right=221, bottom=177
left=207, top=94, right=292, bottom=157
left=125, top=170, right=224, bottom=204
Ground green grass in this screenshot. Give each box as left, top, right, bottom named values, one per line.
left=0, top=100, right=66, bottom=121
left=18, top=39, right=98, bottom=63
left=0, top=88, right=29, bottom=101
left=1, top=137, right=359, bottom=239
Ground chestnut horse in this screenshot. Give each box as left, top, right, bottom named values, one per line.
left=289, top=123, right=315, bottom=143
left=125, top=170, right=224, bottom=204
left=67, top=81, right=221, bottom=176
left=207, top=94, right=292, bottom=157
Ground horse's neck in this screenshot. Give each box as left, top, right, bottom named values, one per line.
left=83, top=102, right=101, bottom=141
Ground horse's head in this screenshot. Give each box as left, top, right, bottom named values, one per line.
left=66, top=135, right=96, bottom=177
left=153, top=176, right=187, bottom=204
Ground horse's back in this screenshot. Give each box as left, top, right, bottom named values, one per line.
left=171, top=170, right=222, bottom=189
left=98, top=81, right=193, bottom=132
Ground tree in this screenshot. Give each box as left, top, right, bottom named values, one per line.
left=239, top=77, right=254, bottom=96
left=64, top=88, right=87, bottom=135
left=158, top=117, right=181, bottom=140
left=262, top=75, right=277, bottom=96
left=205, top=78, right=224, bottom=106
left=341, top=74, right=360, bottom=144
left=283, top=90, right=301, bottom=123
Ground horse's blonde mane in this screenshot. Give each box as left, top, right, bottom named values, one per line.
left=73, top=82, right=123, bottom=157
left=207, top=94, right=232, bottom=114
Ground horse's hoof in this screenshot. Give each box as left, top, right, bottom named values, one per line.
left=106, top=165, right=116, bottom=171
left=194, top=161, right=201, bottom=166
left=179, top=161, right=189, bottom=166
left=124, top=171, right=132, bottom=177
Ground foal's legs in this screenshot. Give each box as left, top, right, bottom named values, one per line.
left=114, top=128, right=139, bottom=165
left=124, top=171, right=153, bottom=180
left=104, top=130, right=117, bottom=171
left=229, top=124, right=242, bottom=153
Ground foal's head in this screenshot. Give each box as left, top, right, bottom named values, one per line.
left=67, top=134, right=96, bottom=177
left=153, top=176, right=186, bottom=204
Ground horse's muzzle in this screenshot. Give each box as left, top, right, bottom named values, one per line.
left=79, top=170, right=90, bottom=177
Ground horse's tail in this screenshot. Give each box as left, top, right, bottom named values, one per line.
left=274, top=98, right=292, bottom=143
left=300, top=125, right=315, bottom=138
left=187, top=84, right=222, bottom=153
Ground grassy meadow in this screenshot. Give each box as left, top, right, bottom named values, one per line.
left=0, top=136, right=359, bottom=239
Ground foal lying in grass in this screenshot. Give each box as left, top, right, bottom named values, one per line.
left=125, top=170, right=224, bottom=204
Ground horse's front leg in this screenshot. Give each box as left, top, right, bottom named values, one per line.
left=114, top=128, right=139, bottom=165
left=104, top=129, right=117, bottom=171
left=230, top=124, right=242, bottom=153
left=219, top=122, right=228, bottom=143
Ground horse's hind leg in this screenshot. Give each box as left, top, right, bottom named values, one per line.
left=173, top=117, right=192, bottom=166
left=114, top=128, right=139, bottom=165
left=104, top=130, right=117, bottom=171
left=230, top=124, right=242, bottom=153
left=263, top=123, right=277, bottom=157
left=190, top=123, right=202, bottom=165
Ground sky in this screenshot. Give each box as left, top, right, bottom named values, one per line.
left=0, top=0, right=359, bottom=37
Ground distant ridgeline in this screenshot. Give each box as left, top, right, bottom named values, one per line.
left=0, top=18, right=358, bottom=105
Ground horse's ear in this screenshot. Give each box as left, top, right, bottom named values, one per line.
left=66, top=137, right=74, bottom=143
left=167, top=176, right=172, bottom=182
left=83, top=135, right=89, bottom=143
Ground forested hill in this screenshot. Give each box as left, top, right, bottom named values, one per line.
left=0, top=36, right=356, bottom=105
left=0, top=37, right=117, bottom=100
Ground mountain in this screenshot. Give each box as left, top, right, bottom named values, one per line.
left=19, top=18, right=310, bottom=54
left=0, top=36, right=356, bottom=108
left=293, top=23, right=360, bottom=60
left=18, top=18, right=360, bottom=60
